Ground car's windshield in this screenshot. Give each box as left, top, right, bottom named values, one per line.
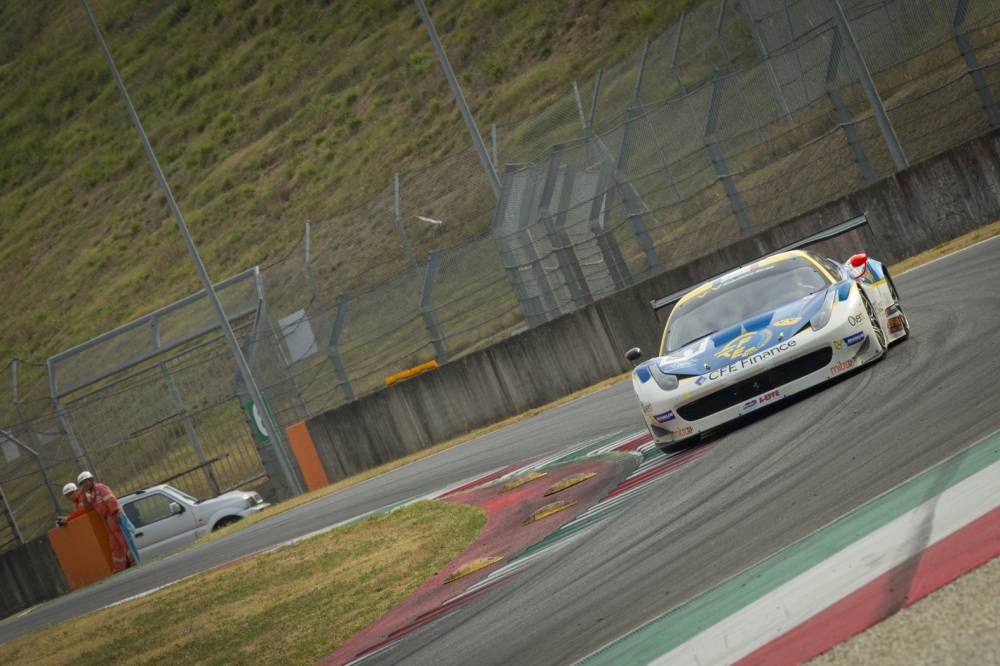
left=662, top=257, right=831, bottom=354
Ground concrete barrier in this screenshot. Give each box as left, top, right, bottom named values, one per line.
left=0, top=536, right=68, bottom=620
left=305, top=129, right=1000, bottom=481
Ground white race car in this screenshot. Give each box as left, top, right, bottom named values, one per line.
left=628, top=249, right=908, bottom=451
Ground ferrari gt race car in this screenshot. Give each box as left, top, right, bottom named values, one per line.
left=628, top=249, right=908, bottom=451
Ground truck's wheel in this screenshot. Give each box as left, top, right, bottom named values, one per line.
left=212, top=516, right=242, bottom=531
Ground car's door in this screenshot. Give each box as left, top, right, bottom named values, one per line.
left=122, top=492, right=198, bottom=560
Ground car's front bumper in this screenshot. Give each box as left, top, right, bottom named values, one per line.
left=635, top=312, right=881, bottom=446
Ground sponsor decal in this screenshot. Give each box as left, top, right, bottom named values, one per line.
left=829, top=359, right=854, bottom=376
left=707, top=339, right=798, bottom=382
left=672, top=426, right=694, bottom=437
left=695, top=375, right=708, bottom=386
left=641, top=403, right=652, bottom=414
left=773, top=317, right=801, bottom=327
left=887, top=316, right=904, bottom=333
left=653, top=410, right=676, bottom=423
left=740, top=389, right=783, bottom=414
left=848, top=312, right=865, bottom=326
left=833, top=340, right=844, bottom=350
left=843, top=332, right=865, bottom=346
left=715, top=330, right=774, bottom=360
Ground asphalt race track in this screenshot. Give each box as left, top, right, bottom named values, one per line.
left=3, top=236, right=1000, bottom=664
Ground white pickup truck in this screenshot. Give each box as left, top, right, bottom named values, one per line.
left=120, top=484, right=269, bottom=561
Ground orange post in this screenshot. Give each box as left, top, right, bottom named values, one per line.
left=48, top=511, right=113, bottom=590
left=286, top=421, right=330, bottom=491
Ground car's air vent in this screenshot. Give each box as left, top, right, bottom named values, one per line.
left=677, top=348, right=833, bottom=421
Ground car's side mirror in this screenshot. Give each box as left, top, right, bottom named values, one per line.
left=168, top=502, right=183, bottom=515
left=625, top=347, right=642, bottom=364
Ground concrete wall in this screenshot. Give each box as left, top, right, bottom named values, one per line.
left=305, top=129, right=1000, bottom=481
left=0, top=536, right=68, bottom=620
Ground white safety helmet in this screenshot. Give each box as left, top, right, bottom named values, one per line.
left=62, top=482, right=78, bottom=496
left=76, top=471, right=94, bottom=484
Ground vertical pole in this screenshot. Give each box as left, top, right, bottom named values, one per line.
left=493, top=165, right=546, bottom=328
left=826, top=32, right=876, bottom=185
left=588, top=68, right=603, bottom=130
left=80, top=0, right=302, bottom=496
left=832, top=0, right=909, bottom=172
left=0, top=481, right=23, bottom=546
left=633, top=39, right=651, bottom=101
left=53, top=398, right=93, bottom=473
left=329, top=294, right=354, bottom=401
left=159, top=362, right=219, bottom=495
left=491, top=123, right=499, bottom=167
left=618, top=107, right=663, bottom=274
left=588, top=160, right=631, bottom=291
left=419, top=251, right=447, bottom=364
left=394, top=173, right=420, bottom=279
left=671, top=12, right=688, bottom=94
left=415, top=0, right=500, bottom=198
left=739, top=1, right=792, bottom=121
left=954, top=0, right=1000, bottom=128
left=304, top=224, right=354, bottom=402
left=706, top=71, right=752, bottom=237
left=715, top=0, right=764, bottom=142
left=572, top=81, right=587, bottom=131
left=783, top=0, right=809, bottom=100
left=548, top=160, right=592, bottom=307
left=0, top=429, right=61, bottom=515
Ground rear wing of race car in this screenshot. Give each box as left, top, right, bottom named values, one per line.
left=649, top=213, right=869, bottom=320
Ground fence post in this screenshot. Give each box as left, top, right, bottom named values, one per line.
left=158, top=362, right=219, bottom=496
left=671, top=12, right=687, bottom=94
left=572, top=82, right=587, bottom=131
left=12, top=360, right=58, bottom=509
left=634, top=39, right=651, bottom=100
left=715, top=0, right=764, bottom=142
left=739, top=1, right=792, bottom=122
left=304, top=223, right=353, bottom=403
left=953, top=0, right=1000, bottom=128
left=0, top=428, right=62, bottom=515
left=618, top=107, right=663, bottom=275
left=539, top=145, right=587, bottom=309
left=415, top=0, right=500, bottom=198
left=588, top=156, right=633, bottom=290
left=552, top=160, right=593, bottom=306
left=329, top=293, right=354, bottom=401
left=588, top=68, right=603, bottom=130
left=832, top=0, right=908, bottom=172
left=826, top=31, right=877, bottom=185
left=706, top=70, right=753, bottom=237
left=394, top=173, right=421, bottom=279
left=516, top=166, right=562, bottom=321
left=491, top=123, right=499, bottom=167
left=493, top=164, right=546, bottom=328
left=0, top=481, right=23, bottom=546
left=420, top=251, right=447, bottom=364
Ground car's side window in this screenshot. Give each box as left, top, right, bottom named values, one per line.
left=124, top=493, right=176, bottom=528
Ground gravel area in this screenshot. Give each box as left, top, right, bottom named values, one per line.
left=812, top=555, right=1000, bottom=665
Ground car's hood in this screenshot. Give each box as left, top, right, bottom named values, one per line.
left=199, top=490, right=249, bottom=509
left=652, top=288, right=832, bottom=377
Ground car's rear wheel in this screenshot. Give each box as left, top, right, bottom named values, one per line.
left=861, top=290, right=888, bottom=354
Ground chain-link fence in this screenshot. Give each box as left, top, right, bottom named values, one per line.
left=3, top=0, right=1000, bottom=551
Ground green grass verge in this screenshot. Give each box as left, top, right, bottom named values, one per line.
left=0, top=500, right=486, bottom=665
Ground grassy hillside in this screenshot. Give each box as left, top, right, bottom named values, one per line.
left=0, top=0, right=692, bottom=362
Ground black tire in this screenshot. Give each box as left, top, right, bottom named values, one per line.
left=883, top=268, right=910, bottom=341
left=212, top=516, right=242, bottom=531
left=860, top=290, right=888, bottom=354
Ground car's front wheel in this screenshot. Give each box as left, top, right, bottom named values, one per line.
left=860, top=290, right=888, bottom=354
left=212, top=516, right=242, bottom=531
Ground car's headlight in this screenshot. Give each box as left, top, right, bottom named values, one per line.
left=809, top=288, right=838, bottom=332
left=245, top=492, right=262, bottom=508
left=651, top=363, right=679, bottom=391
